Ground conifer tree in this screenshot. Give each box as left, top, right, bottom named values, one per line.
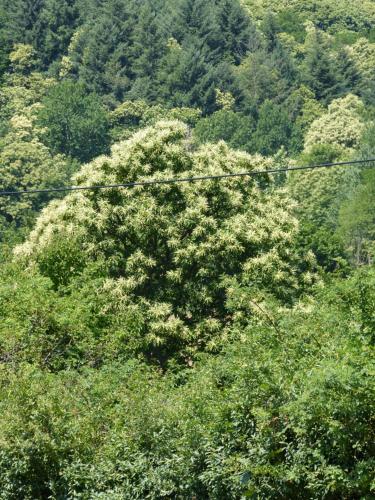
left=261, top=11, right=280, bottom=53
left=128, top=1, right=167, bottom=102
left=216, top=0, right=259, bottom=63
left=301, top=26, right=339, bottom=103
left=69, top=0, right=138, bottom=100
left=31, top=0, right=80, bottom=69
left=0, top=0, right=80, bottom=71
left=0, top=3, right=11, bottom=78
left=333, top=47, right=361, bottom=98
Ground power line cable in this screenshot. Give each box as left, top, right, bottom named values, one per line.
left=0, top=158, right=374, bottom=197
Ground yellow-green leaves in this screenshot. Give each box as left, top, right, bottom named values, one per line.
left=9, top=44, right=36, bottom=73
left=304, top=94, right=366, bottom=155
left=0, top=112, right=72, bottom=231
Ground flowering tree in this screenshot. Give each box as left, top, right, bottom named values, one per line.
left=304, top=94, right=366, bottom=154
left=0, top=45, right=73, bottom=233
left=16, top=121, right=315, bottom=362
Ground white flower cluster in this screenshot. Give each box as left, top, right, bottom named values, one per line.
left=304, top=94, right=366, bottom=153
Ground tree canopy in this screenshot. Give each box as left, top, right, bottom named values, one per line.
left=15, top=121, right=316, bottom=365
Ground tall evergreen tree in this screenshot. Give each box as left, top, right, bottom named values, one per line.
left=216, top=0, right=259, bottom=63
left=252, top=100, right=292, bottom=155
left=69, top=0, right=138, bottom=101
left=32, top=0, right=80, bottom=69
left=157, top=36, right=217, bottom=112
left=128, top=1, right=168, bottom=101
left=156, top=0, right=255, bottom=113
left=333, top=47, right=361, bottom=98
left=261, top=11, right=281, bottom=53
left=301, top=27, right=339, bottom=103
left=0, top=0, right=81, bottom=72
left=0, top=2, right=12, bottom=78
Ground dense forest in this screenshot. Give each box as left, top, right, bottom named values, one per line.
left=0, top=0, right=374, bottom=498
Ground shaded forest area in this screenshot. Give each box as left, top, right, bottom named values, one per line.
left=0, top=0, right=374, bottom=498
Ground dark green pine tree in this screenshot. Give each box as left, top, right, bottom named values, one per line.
left=157, top=35, right=215, bottom=112
left=158, top=0, right=252, bottom=114
left=0, top=0, right=44, bottom=43
left=261, top=10, right=297, bottom=88
left=301, top=29, right=339, bottom=103
left=216, top=0, right=259, bottom=64
left=71, top=0, right=138, bottom=103
left=270, top=42, right=297, bottom=98
left=0, top=2, right=11, bottom=78
left=172, top=0, right=223, bottom=64
left=128, top=0, right=168, bottom=102
left=0, top=0, right=43, bottom=70
left=333, top=47, right=361, bottom=98
left=32, top=0, right=81, bottom=69
left=261, top=11, right=280, bottom=53
left=0, top=0, right=81, bottom=72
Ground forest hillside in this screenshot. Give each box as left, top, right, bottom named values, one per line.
left=0, top=0, right=374, bottom=498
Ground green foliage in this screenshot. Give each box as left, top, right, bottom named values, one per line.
left=37, top=80, right=111, bottom=163
left=235, top=41, right=296, bottom=113
left=276, top=7, right=306, bottom=42
left=8, top=43, right=37, bottom=73
left=110, top=99, right=201, bottom=141
left=0, top=263, right=77, bottom=370
left=290, top=102, right=372, bottom=268
left=288, top=140, right=361, bottom=271
left=286, top=86, right=325, bottom=154
left=251, top=99, right=292, bottom=155
left=304, top=94, right=366, bottom=155
left=241, top=0, right=375, bottom=36
left=334, top=46, right=361, bottom=97
left=0, top=4, right=11, bottom=79
left=194, top=109, right=254, bottom=151
left=0, top=0, right=80, bottom=72
left=337, top=168, right=375, bottom=265
left=0, top=271, right=373, bottom=497
left=349, top=38, right=375, bottom=105
left=0, top=109, right=74, bottom=234
left=50, top=0, right=256, bottom=113
left=0, top=44, right=55, bottom=126
left=301, top=26, right=341, bottom=103
left=0, top=45, right=75, bottom=234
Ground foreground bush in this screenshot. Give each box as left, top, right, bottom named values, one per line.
left=0, top=270, right=373, bottom=498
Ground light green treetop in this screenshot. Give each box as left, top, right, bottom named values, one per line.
left=348, top=38, right=375, bottom=81
left=240, top=0, right=375, bottom=33
left=0, top=45, right=55, bottom=124
left=0, top=113, right=72, bottom=230
left=287, top=94, right=368, bottom=269
left=8, top=43, right=37, bottom=73
left=0, top=45, right=72, bottom=231
left=110, top=100, right=201, bottom=141
left=304, top=94, right=366, bottom=154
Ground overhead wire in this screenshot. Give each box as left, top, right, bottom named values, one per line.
left=0, top=158, right=374, bottom=197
